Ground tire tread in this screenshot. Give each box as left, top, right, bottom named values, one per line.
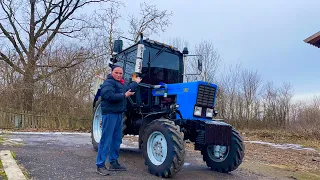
left=141, top=118, right=185, bottom=178
left=202, top=129, right=245, bottom=173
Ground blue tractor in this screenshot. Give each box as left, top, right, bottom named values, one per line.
left=91, top=34, right=244, bottom=178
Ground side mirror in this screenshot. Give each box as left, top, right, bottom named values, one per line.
left=198, top=56, right=202, bottom=72
left=113, top=40, right=123, bottom=53
left=182, top=47, right=189, bottom=55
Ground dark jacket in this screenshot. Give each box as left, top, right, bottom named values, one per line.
left=100, top=74, right=138, bottom=114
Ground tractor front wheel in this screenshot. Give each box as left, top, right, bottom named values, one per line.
left=201, top=128, right=245, bottom=173
left=141, top=118, right=185, bottom=178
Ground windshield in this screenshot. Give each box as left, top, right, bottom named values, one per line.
left=141, top=46, right=182, bottom=85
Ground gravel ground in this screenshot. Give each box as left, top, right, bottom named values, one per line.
left=1, top=131, right=318, bottom=180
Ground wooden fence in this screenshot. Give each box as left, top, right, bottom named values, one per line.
left=0, top=108, right=91, bottom=131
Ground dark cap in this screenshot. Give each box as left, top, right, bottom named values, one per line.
left=111, top=65, right=122, bottom=71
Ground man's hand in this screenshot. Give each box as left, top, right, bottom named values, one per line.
left=125, top=89, right=135, bottom=97
left=134, top=77, right=142, bottom=84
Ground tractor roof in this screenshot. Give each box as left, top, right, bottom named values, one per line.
left=304, top=31, right=320, bottom=48
left=143, top=39, right=181, bottom=53
left=116, top=39, right=182, bottom=55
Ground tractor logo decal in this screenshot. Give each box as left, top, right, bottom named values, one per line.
left=183, top=88, right=189, bottom=92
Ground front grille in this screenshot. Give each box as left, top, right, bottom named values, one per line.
left=196, top=84, right=215, bottom=107
left=205, top=122, right=232, bottom=146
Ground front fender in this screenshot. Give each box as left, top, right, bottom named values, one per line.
left=93, top=89, right=102, bottom=108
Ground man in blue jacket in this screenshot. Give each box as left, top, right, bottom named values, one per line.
left=96, top=65, right=142, bottom=176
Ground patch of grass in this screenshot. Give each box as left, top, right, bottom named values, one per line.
left=0, top=160, right=8, bottom=180
left=0, top=133, right=9, bottom=145
left=10, top=151, right=16, bottom=159
left=9, top=151, right=29, bottom=180
left=240, top=129, right=320, bottom=151
left=267, top=163, right=320, bottom=180
left=241, top=161, right=320, bottom=180
left=0, top=136, right=4, bottom=145
left=12, top=143, right=24, bottom=148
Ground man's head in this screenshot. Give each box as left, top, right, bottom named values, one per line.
left=111, top=65, right=123, bottom=81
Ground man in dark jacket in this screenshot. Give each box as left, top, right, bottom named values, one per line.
left=96, top=65, right=142, bottom=176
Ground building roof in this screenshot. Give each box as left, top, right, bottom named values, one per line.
left=304, top=31, right=320, bottom=48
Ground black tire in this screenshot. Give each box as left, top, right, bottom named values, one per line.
left=122, top=113, right=127, bottom=135
left=91, top=97, right=101, bottom=151
left=91, top=97, right=127, bottom=151
left=141, top=118, right=185, bottom=178
left=201, top=128, right=245, bottom=173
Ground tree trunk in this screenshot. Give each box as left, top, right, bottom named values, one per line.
left=22, top=0, right=36, bottom=112
left=22, top=72, right=35, bottom=111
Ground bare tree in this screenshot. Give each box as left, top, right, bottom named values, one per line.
left=0, top=0, right=114, bottom=110
left=240, top=68, right=261, bottom=121
left=128, top=2, right=172, bottom=42
left=91, top=1, right=124, bottom=78
left=216, top=63, right=242, bottom=121
left=278, top=82, right=293, bottom=126
left=166, top=37, right=189, bottom=52
left=188, top=40, right=221, bottom=83
left=94, top=2, right=123, bottom=56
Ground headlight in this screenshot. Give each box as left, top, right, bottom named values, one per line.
left=206, top=108, right=213, bottom=117
left=194, top=106, right=202, bottom=116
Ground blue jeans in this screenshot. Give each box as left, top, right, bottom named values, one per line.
left=96, top=113, right=123, bottom=168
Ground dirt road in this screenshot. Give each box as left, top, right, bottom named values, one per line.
left=0, top=131, right=319, bottom=180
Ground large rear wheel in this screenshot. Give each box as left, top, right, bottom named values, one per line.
left=141, top=118, right=185, bottom=178
left=201, top=128, right=245, bottom=173
left=91, top=97, right=127, bottom=151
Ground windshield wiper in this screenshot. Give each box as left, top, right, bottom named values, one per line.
left=147, top=47, right=167, bottom=79
left=150, top=47, right=167, bottom=63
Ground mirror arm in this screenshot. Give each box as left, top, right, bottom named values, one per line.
left=183, top=73, right=201, bottom=75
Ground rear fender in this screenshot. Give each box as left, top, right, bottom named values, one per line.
left=93, top=89, right=102, bottom=108
left=140, top=111, right=169, bottom=131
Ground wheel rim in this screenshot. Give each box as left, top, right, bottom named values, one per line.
left=93, top=103, right=102, bottom=143
left=207, top=145, right=230, bottom=162
left=147, top=131, right=168, bottom=166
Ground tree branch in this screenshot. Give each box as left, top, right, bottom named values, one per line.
left=0, top=1, right=28, bottom=56
left=33, top=51, right=95, bottom=82
left=0, top=22, right=26, bottom=66
left=0, top=51, right=24, bottom=74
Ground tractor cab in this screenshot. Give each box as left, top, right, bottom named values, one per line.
left=112, top=38, right=184, bottom=85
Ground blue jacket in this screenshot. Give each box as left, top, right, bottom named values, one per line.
left=100, top=74, right=138, bottom=114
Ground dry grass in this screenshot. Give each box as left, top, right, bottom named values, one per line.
left=184, top=129, right=320, bottom=179
left=240, top=129, right=320, bottom=151
left=0, top=160, right=8, bottom=180
left=0, top=136, right=4, bottom=145
left=239, top=129, right=320, bottom=179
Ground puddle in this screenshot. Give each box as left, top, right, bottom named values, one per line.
left=245, top=140, right=317, bottom=152
left=120, top=144, right=137, bottom=149
left=3, top=131, right=91, bottom=136
left=2, top=138, right=24, bottom=146
left=184, top=162, right=191, bottom=166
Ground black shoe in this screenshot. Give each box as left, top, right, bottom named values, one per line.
left=97, top=166, right=110, bottom=176
left=108, top=160, right=127, bottom=171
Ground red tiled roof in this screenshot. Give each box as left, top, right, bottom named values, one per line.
left=304, top=31, right=320, bottom=48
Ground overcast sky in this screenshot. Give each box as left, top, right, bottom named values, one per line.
left=97, top=0, right=320, bottom=100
